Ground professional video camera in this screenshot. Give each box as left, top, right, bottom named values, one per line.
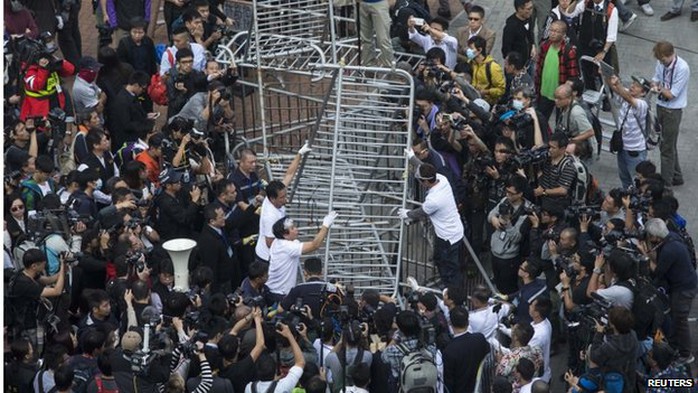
left=178, top=331, right=209, bottom=358
left=441, top=112, right=468, bottom=131
left=15, top=32, right=62, bottom=71
left=511, top=147, right=549, bottom=168
left=126, top=251, right=147, bottom=273
left=618, top=188, right=652, bottom=214
left=557, top=255, right=578, bottom=281
left=565, top=204, right=601, bottom=222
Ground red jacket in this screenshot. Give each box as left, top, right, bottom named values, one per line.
left=19, top=59, right=75, bottom=121
left=535, top=40, right=579, bottom=98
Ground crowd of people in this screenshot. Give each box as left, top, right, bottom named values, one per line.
left=2, top=0, right=697, bottom=391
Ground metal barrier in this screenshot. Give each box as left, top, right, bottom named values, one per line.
left=214, top=0, right=493, bottom=296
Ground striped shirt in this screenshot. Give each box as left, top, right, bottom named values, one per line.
left=616, top=97, right=647, bottom=151
left=539, top=155, right=577, bottom=202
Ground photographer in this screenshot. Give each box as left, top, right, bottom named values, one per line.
left=605, top=74, right=650, bottom=189
left=508, top=86, right=547, bottom=150
left=586, top=250, right=635, bottom=310
left=154, top=168, right=202, bottom=242
left=484, top=137, right=517, bottom=213
left=245, top=323, right=306, bottom=392
left=19, top=47, right=75, bottom=122
left=488, top=175, right=534, bottom=295
left=5, top=119, right=39, bottom=172
left=413, top=88, right=440, bottom=140
left=279, top=258, right=328, bottom=319
left=175, top=81, right=234, bottom=136
left=381, top=310, right=443, bottom=392
left=20, top=155, right=57, bottom=213
left=459, top=127, right=490, bottom=251
left=430, top=113, right=464, bottom=179
left=218, top=307, right=266, bottom=392
left=552, top=84, right=595, bottom=162
left=407, top=16, right=458, bottom=69
left=644, top=218, right=697, bottom=364
left=534, top=132, right=577, bottom=208
left=8, top=249, right=66, bottom=351
left=588, top=306, right=639, bottom=392
left=326, top=321, right=373, bottom=393
left=166, top=48, right=207, bottom=119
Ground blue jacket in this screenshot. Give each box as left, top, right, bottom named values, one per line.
left=653, top=232, right=698, bottom=293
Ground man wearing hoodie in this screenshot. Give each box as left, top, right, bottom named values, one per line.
left=589, top=306, right=639, bottom=393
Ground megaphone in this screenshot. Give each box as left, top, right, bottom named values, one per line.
left=162, top=238, right=197, bottom=291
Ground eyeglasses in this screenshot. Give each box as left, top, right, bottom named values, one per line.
left=11, top=205, right=24, bottom=212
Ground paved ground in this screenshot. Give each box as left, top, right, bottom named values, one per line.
left=72, top=0, right=698, bottom=388
left=444, top=0, right=698, bottom=388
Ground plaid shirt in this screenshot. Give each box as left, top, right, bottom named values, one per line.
left=535, top=39, right=580, bottom=97
left=381, top=337, right=442, bottom=379
left=646, top=364, right=695, bottom=393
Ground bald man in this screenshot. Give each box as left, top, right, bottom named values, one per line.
left=553, top=84, right=594, bottom=161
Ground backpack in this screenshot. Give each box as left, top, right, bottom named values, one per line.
left=397, top=344, right=438, bottom=393
left=114, top=141, right=144, bottom=170
left=618, top=277, right=670, bottom=339
left=148, top=47, right=172, bottom=106
left=332, top=348, right=365, bottom=393
left=560, top=102, right=603, bottom=156
left=676, top=227, right=697, bottom=270
left=72, top=366, right=92, bottom=393
left=562, top=155, right=589, bottom=205
left=633, top=101, right=662, bottom=150
left=95, top=376, right=119, bottom=393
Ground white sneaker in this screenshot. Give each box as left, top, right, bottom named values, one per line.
left=641, top=3, right=655, bottom=15
left=620, top=13, right=638, bottom=31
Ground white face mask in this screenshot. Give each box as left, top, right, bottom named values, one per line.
left=466, top=48, right=477, bottom=60
left=512, top=99, right=525, bottom=111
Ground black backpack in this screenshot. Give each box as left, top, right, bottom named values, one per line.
left=332, top=348, right=365, bottom=393
left=618, top=277, right=670, bottom=339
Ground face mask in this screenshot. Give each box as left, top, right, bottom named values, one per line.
left=78, top=68, right=98, bottom=83
left=95, top=178, right=103, bottom=190
left=466, top=48, right=477, bottom=60
left=512, top=99, right=525, bottom=111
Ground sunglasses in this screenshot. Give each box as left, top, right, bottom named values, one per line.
left=11, top=205, right=25, bottom=212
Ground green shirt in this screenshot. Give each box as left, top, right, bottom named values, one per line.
left=541, top=45, right=560, bottom=100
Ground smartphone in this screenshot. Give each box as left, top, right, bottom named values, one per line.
left=413, top=17, right=425, bottom=26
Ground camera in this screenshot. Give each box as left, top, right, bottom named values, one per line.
left=522, top=204, right=542, bottom=217
left=557, top=255, right=577, bottom=280
left=473, top=155, right=496, bottom=170
left=566, top=204, right=601, bottom=222
left=214, top=24, right=236, bottom=38
left=126, top=251, right=146, bottom=273
left=423, top=60, right=448, bottom=81
left=511, top=147, right=549, bottom=168
left=509, top=111, right=533, bottom=130
left=189, top=128, right=205, bottom=141
left=541, top=228, right=561, bottom=242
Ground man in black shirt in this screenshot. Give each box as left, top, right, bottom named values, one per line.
left=239, top=261, right=277, bottom=310
left=218, top=308, right=266, bottom=393
left=8, top=249, right=66, bottom=352
left=501, top=0, right=536, bottom=62
left=154, top=168, right=202, bottom=242
left=5, top=119, right=39, bottom=172
left=280, top=257, right=327, bottom=319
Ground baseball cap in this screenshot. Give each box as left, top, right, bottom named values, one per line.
left=631, top=75, right=651, bottom=92
left=158, top=168, right=183, bottom=185
left=79, top=56, right=103, bottom=71
left=121, top=331, right=142, bottom=352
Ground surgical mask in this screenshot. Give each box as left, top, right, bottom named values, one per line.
left=512, top=99, right=525, bottom=111
left=466, top=48, right=477, bottom=60
left=95, top=178, right=103, bottom=190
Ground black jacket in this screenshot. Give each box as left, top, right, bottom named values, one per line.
left=165, top=69, right=207, bottom=118
left=107, top=88, right=153, bottom=149
left=82, top=153, right=118, bottom=184
left=197, top=225, right=240, bottom=292
left=501, top=14, right=534, bottom=60
left=590, top=331, right=638, bottom=393
left=443, top=332, right=490, bottom=393
left=117, top=35, right=158, bottom=77
left=154, top=191, right=200, bottom=242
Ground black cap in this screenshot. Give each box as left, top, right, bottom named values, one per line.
left=159, top=168, right=183, bottom=185
left=79, top=56, right=103, bottom=71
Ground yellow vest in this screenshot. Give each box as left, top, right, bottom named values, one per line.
left=24, top=71, right=59, bottom=98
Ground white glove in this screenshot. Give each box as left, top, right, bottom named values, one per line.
left=397, top=208, right=410, bottom=220
left=322, top=211, right=338, bottom=227
left=56, top=15, right=64, bottom=30
left=404, top=148, right=415, bottom=160
left=298, top=141, right=312, bottom=155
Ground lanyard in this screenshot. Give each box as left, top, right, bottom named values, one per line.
left=662, top=58, right=676, bottom=90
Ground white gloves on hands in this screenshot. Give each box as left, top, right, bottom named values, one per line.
left=298, top=141, right=312, bottom=156
left=397, top=208, right=410, bottom=220
left=322, top=211, right=338, bottom=228
left=404, top=148, right=415, bottom=160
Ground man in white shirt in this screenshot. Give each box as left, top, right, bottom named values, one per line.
left=528, top=297, right=552, bottom=382
left=266, top=212, right=338, bottom=297
left=651, top=41, right=691, bottom=187
left=159, top=27, right=207, bottom=76
left=407, top=16, right=459, bottom=69
left=399, top=163, right=464, bottom=288
left=254, top=142, right=311, bottom=262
